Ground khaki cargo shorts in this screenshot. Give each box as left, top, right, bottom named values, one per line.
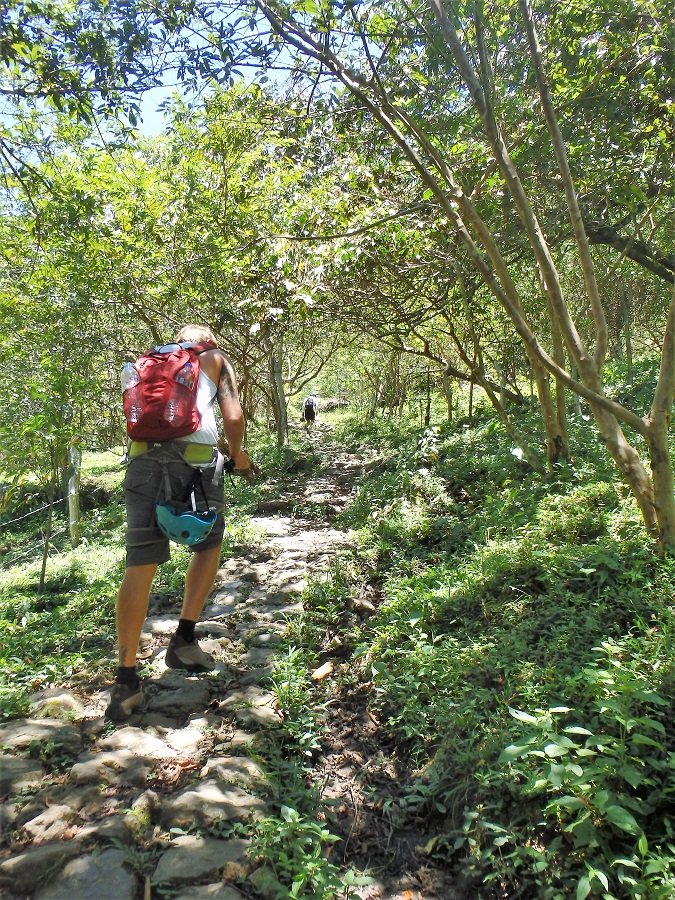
left=123, top=444, right=225, bottom=567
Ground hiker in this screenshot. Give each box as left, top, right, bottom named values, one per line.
left=106, top=324, right=252, bottom=722
left=302, top=394, right=318, bottom=431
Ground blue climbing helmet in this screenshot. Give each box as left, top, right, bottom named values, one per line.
left=155, top=503, right=217, bottom=546
left=155, top=463, right=218, bottom=546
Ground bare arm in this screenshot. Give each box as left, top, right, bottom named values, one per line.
left=216, top=353, right=248, bottom=469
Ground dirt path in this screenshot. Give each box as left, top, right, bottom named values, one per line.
left=0, top=448, right=398, bottom=899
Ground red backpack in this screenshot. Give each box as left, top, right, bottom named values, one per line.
left=122, top=340, right=216, bottom=441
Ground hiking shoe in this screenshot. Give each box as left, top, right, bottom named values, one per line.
left=165, top=634, right=215, bottom=673
left=105, top=681, right=145, bottom=722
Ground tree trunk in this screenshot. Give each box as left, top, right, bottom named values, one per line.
left=481, top=380, right=546, bottom=474
left=591, top=405, right=658, bottom=537
left=532, top=365, right=567, bottom=462
left=570, top=360, right=582, bottom=416
left=623, top=285, right=634, bottom=386
left=370, top=378, right=382, bottom=418
left=494, top=359, right=506, bottom=407
left=645, top=283, right=675, bottom=550
left=549, top=316, right=569, bottom=453
left=270, top=336, right=288, bottom=448
left=647, top=425, right=675, bottom=551
left=442, top=372, right=453, bottom=422
left=39, top=470, right=57, bottom=593
left=397, top=380, right=407, bottom=416
left=240, top=364, right=256, bottom=422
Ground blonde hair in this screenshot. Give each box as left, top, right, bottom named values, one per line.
left=175, top=324, right=217, bottom=345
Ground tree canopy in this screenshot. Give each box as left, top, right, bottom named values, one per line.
left=1, top=0, right=674, bottom=546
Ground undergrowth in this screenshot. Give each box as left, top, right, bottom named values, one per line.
left=0, top=433, right=271, bottom=717
left=293, top=384, right=675, bottom=898
left=4, top=372, right=675, bottom=898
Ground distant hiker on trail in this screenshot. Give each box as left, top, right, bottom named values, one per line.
left=107, top=324, right=254, bottom=722
left=302, top=394, right=318, bottom=432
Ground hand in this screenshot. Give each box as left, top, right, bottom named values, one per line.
left=232, top=449, right=261, bottom=483
left=233, top=449, right=251, bottom=471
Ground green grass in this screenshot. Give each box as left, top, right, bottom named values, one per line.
left=0, top=543, right=123, bottom=719
left=0, top=431, right=270, bottom=718
left=287, top=374, right=675, bottom=899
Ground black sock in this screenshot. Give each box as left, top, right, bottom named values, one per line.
left=176, top=618, right=196, bottom=643
left=116, top=665, right=139, bottom=688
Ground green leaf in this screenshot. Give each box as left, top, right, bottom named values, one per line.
left=577, top=875, right=592, bottom=900
left=551, top=795, right=586, bottom=810
left=544, top=743, right=569, bottom=757
left=550, top=735, right=578, bottom=748
left=509, top=707, right=538, bottom=724
left=631, top=733, right=662, bottom=749
left=565, top=816, right=596, bottom=848
left=595, top=869, right=609, bottom=890
left=612, top=857, right=640, bottom=868
left=407, top=607, right=424, bottom=626
left=619, top=765, right=643, bottom=789
left=604, top=805, right=640, bottom=835
left=499, top=743, right=532, bottom=761
left=548, top=762, right=567, bottom=787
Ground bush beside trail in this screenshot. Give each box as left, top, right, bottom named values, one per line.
left=285, top=377, right=675, bottom=898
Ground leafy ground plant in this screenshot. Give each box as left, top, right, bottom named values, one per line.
left=315, top=376, right=675, bottom=897
left=269, top=646, right=323, bottom=757
left=487, top=633, right=675, bottom=899
left=249, top=803, right=345, bottom=899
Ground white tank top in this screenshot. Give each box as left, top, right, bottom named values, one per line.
left=181, top=371, right=219, bottom=444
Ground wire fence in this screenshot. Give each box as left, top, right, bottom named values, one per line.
left=0, top=498, right=65, bottom=529
left=4, top=527, right=70, bottom=567
left=0, top=499, right=71, bottom=570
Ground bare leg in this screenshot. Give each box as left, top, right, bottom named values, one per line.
left=180, top=543, right=222, bottom=622
left=116, top=563, right=158, bottom=666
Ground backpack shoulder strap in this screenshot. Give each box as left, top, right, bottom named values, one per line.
left=186, top=341, right=219, bottom=410
left=181, top=340, right=217, bottom=355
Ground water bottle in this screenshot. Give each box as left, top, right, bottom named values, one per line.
left=166, top=392, right=179, bottom=423
left=121, top=363, right=143, bottom=423
left=175, top=362, right=195, bottom=389
left=165, top=362, right=195, bottom=423
left=121, top=362, right=140, bottom=391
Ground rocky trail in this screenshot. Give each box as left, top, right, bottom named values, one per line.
left=1, top=446, right=454, bottom=900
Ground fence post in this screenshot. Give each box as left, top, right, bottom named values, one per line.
left=68, top=440, right=82, bottom=548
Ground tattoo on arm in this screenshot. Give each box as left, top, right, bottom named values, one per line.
left=218, top=360, right=238, bottom=401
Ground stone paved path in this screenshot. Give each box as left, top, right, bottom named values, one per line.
left=0, top=451, right=372, bottom=900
